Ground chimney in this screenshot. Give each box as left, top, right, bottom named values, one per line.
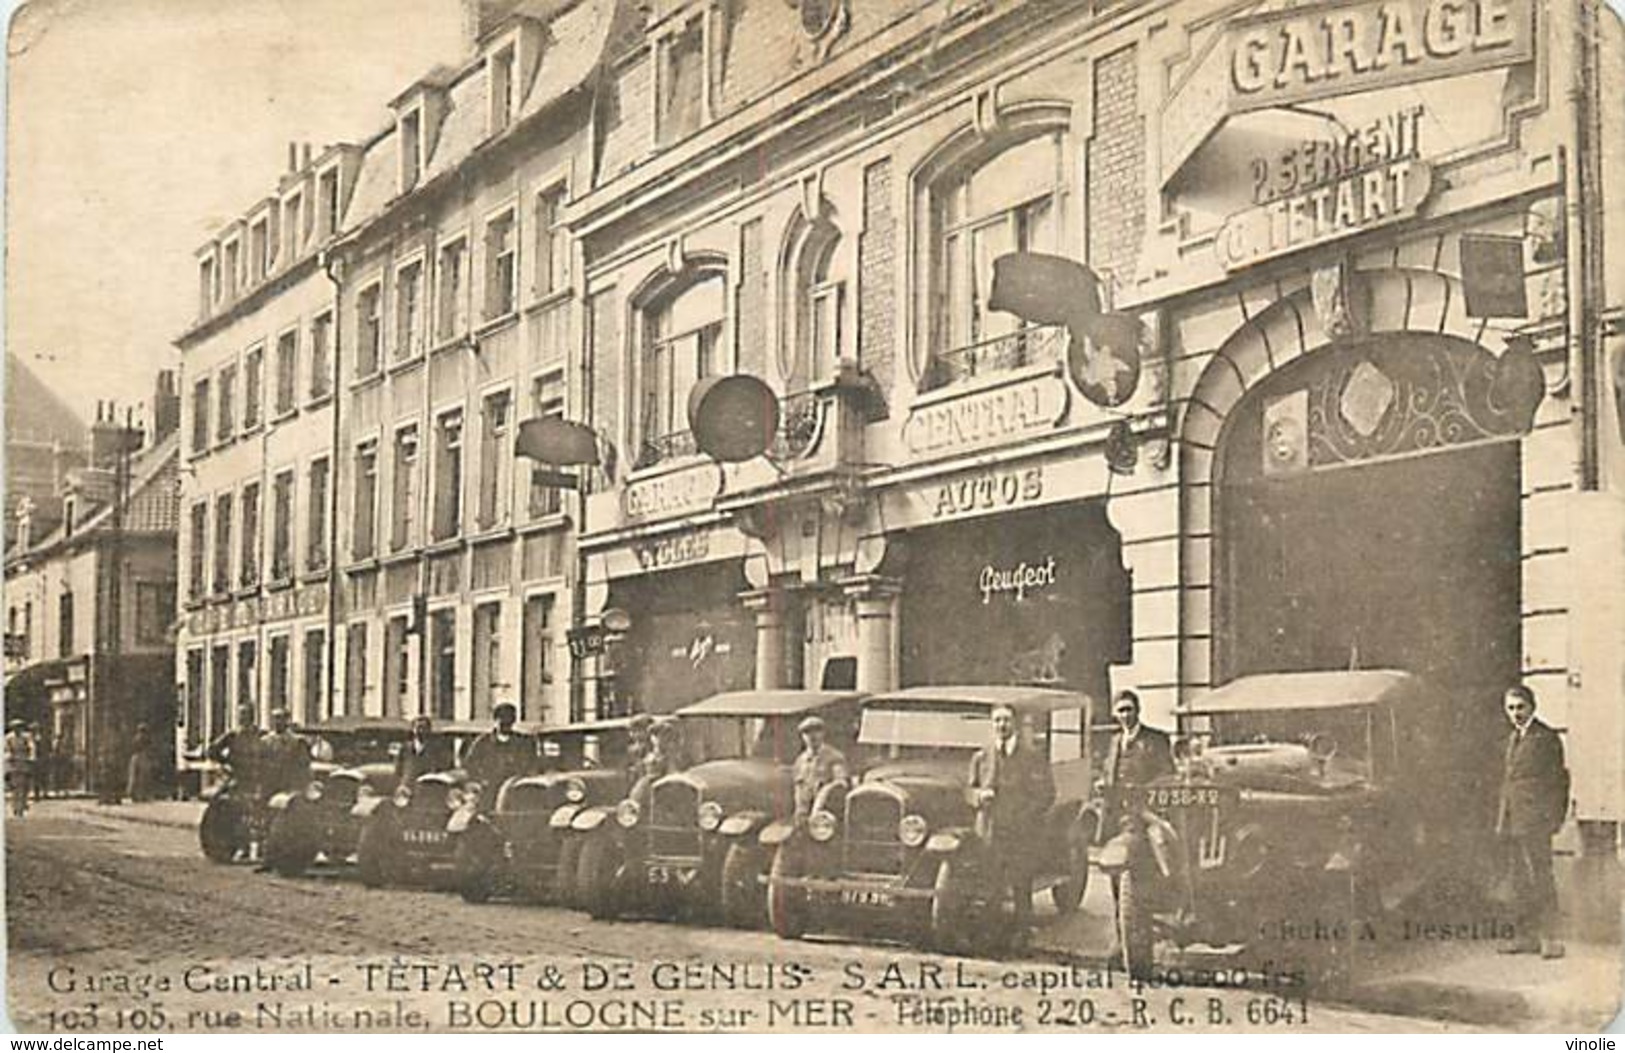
left=301, top=142, right=313, bottom=169
left=288, top=141, right=299, bottom=174
left=461, top=0, right=522, bottom=48
left=152, top=370, right=181, bottom=443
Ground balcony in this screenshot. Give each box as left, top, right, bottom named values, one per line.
left=632, top=429, right=698, bottom=471
left=924, top=323, right=1067, bottom=392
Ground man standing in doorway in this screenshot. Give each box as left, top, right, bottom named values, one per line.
left=1497, top=684, right=1570, bottom=959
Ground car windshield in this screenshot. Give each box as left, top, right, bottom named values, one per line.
left=677, top=715, right=801, bottom=765
left=859, top=702, right=990, bottom=759
left=1192, top=704, right=1377, bottom=779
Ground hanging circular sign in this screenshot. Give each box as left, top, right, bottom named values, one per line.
left=688, top=375, right=781, bottom=463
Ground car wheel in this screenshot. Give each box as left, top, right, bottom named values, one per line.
left=199, top=798, right=241, bottom=864
left=721, top=843, right=767, bottom=930
left=1052, top=813, right=1097, bottom=915
left=455, top=831, right=497, bottom=904
left=265, top=813, right=317, bottom=877
left=766, top=845, right=809, bottom=940
left=930, top=858, right=978, bottom=956
left=577, top=834, right=624, bottom=921
left=554, top=835, right=583, bottom=908
left=1115, top=869, right=1154, bottom=981
left=357, top=814, right=397, bottom=889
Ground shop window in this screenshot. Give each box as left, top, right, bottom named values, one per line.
left=780, top=213, right=843, bottom=392
left=239, top=483, right=261, bottom=588
left=344, top=622, right=368, bottom=717
left=484, top=210, right=518, bottom=321
left=477, top=390, right=511, bottom=529
left=391, top=425, right=420, bottom=551
left=276, top=329, right=299, bottom=415
left=191, top=378, right=211, bottom=455
left=185, top=649, right=206, bottom=749
left=384, top=613, right=412, bottom=717
left=306, top=455, right=330, bottom=573
left=637, top=272, right=724, bottom=469
left=243, top=345, right=264, bottom=430
left=430, top=608, right=457, bottom=720
left=216, top=364, right=237, bottom=442
left=209, top=645, right=230, bottom=739
left=353, top=440, right=378, bottom=560
left=437, top=238, right=468, bottom=342
left=927, top=130, right=1065, bottom=389
left=271, top=470, right=294, bottom=583
left=356, top=283, right=383, bottom=378
left=472, top=602, right=502, bottom=719
left=528, top=372, right=565, bottom=518
left=212, top=493, right=233, bottom=596
left=396, top=259, right=424, bottom=361
left=432, top=410, right=464, bottom=541
left=236, top=641, right=258, bottom=720
left=309, top=313, right=333, bottom=402
left=302, top=628, right=326, bottom=722
left=268, top=635, right=291, bottom=714
left=521, top=594, right=554, bottom=723
left=188, top=503, right=208, bottom=602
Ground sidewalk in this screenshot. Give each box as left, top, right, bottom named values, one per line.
left=46, top=795, right=203, bottom=831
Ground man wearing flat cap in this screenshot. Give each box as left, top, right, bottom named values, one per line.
left=968, top=706, right=1055, bottom=936
left=463, top=701, right=535, bottom=811
left=792, top=715, right=849, bottom=826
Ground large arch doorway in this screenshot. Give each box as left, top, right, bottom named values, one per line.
left=1215, top=333, right=1523, bottom=833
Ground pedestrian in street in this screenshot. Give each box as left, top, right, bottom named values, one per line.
left=259, top=709, right=311, bottom=798
left=126, top=723, right=156, bottom=803
left=5, top=720, right=35, bottom=818
left=1496, top=684, right=1570, bottom=959
left=396, top=714, right=454, bottom=787
left=462, top=702, right=535, bottom=812
left=791, top=715, right=849, bottom=826
left=207, top=705, right=264, bottom=861
left=966, top=706, right=1055, bottom=939
left=32, top=726, right=51, bottom=802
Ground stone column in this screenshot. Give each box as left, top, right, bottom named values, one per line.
left=740, top=588, right=790, bottom=691
left=842, top=575, right=901, bottom=694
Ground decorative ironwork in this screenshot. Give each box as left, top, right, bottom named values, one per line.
left=926, top=324, right=1067, bottom=391
left=768, top=391, right=824, bottom=462
left=1303, top=341, right=1543, bottom=468
left=632, top=429, right=699, bottom=470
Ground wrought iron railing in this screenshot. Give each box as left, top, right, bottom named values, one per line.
left=925, top=323, right=1067, bottom=391
left=633, top=429, right=699, bottom=470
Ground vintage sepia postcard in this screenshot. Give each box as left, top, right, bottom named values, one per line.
left=5, top=0, right=1624, bottom=1035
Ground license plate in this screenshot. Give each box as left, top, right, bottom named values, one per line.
left=401, top=829, right=447, bottom=845
left=1143, top=785, right=1233, bottom=811
left=840, top=888, right=894, bottom=908
left=646, top=863, right=698, bottom=887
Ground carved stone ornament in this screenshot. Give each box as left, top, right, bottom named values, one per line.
left=1310, top=261, right=1365, bottom=341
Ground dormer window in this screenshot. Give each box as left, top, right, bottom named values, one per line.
left=401, top=109, right=423, bottom=192
left=198, top=255, right=218, bottom=317
left=223, top=238, right=241, bottom=300
left=658, top=18, right=706, bottom=146
left=490, top=45, right=517, bottom=134
left=250, top=218, right=271, bottom=283
left=284, top=192, right=304, bottom=259
left=318, top=168, right=341, bottom=239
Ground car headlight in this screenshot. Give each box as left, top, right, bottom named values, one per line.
left=564, top=778, right=587, bottom=804
left=616, top=799, right=640, bottom=828
left=304, top=781, right=324, bottom=803
left=898, top=813, right=929, bottom=848
left=445, top=787, right=467, bottom=812
left=807, top=810, right=838, bottom=842
left=697, top=801, right=724, bottom=832
left=392, top=785, right=413, bottom=809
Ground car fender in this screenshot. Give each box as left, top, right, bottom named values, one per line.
left=719, top=811, right=768, bottom=839
left=550, top=803, right=584, bottom=830
left=571, top=806, right=614, bottom=833
left=266, top=791, right=298, bottom=813
left=926, top=828, right=971, bottom=855
left=757, top=821, right=795, bottom=848
left=446, top=808, right=481, bottom=835
left=352, top=794, right=389, bottom=820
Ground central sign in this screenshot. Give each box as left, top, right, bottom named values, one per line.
left=903, top=373, right=1068, bottom=460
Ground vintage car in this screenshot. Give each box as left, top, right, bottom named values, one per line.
left=763, top=685, right=1096, bottom=954
left=196, top=729, right=321, bottom=865
left=1098, top=669, right=1450, bottom=977
left=353, top=722, right=500, bottom=888
left=452, top=717, right=639, bottom=904
left=570, top=690, right=866, bottom=925
left=260, top=720, right=425, bottom=877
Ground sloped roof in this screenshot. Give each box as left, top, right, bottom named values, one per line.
left=4, top=433, right=180, bottom=568
left=5, top=355, right=85, bottom=448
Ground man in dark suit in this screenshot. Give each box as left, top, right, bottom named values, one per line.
left=1496, top=684, right=1570, bottom=959
left=967, top=706, right=1056, bottom=936
left=1104, top=690, right=1176, bottom=793
left=463, top=702, right=536, bottom=812
left=396, top=715, right=454, bottom=787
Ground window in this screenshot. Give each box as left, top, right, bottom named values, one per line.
left=223, top=239, right=240, bottom=300
left=236, top=640, right=258, bottom=720
left=310, top=312, right=333, bottom=401
left=302, top=627, right=326, bottom=722
left=391, top=426, right=420, bottom=551
left=243, top=345, right=264, bottom=430
left=782, top=216, right=843, bottom=392
left=57, top=590, right=74, bottom=658
left=284, top=193, right=304, bottom=257
left=396, top=260, right=424, bottom=361
left=135, top=583, right=175, bottom=648
left=931, top=132, right=1063, bottom=385
left=384, top=613, right=412, bottom=717
left=318, top=168, right=341, bottom=239
left=345, top=622, right=368, bottom=717
left=209, top=644, right=230, bottom=740
left=199, top=257, right=217, bottom=316
left=212, top=493, right=233, bottom=595
left=188, top=503, right=208, bottom=602
left=430, top=608, right=456, bottom=720
left=191, top=378, right=211, bottom=455
left=472, top=602, right=502, bottom=719
left=268, top=635, right=291, bottom=714
left=484, top=211, right=517, bottom=320
left=490, top=46, right=516, bottom=133
left=250, top=219, right=271, bottom=283
left=306, top=455, right=330, bottom=573
left=353, top=441, right=379, bottom=560
left=528, top=372, right=565, bottom=518
left=216, top=365, right=237, bottom=442
left=401, top=110, right=422, bottom=191
left=477, top=390, right=511, bottom=529
left=271, top=470, right=294, bottom=583
left=275, top=329, right=298, bottom=415
left=437, top=238, right=467, bottom=341
left=660, top=20, right=705, bottom=145
left=639, top=273, right=724, bottom=466
left=521, top=593, right=554, bottom=722
left=186, top=649, right=206, bottom=748
left=533, top=185, right=568, bottom=298
left=239, top=483, right=261, bottom=588
left=357, top=283, right=383, bottom=377
left=433, top=410, right=464, bottom=541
